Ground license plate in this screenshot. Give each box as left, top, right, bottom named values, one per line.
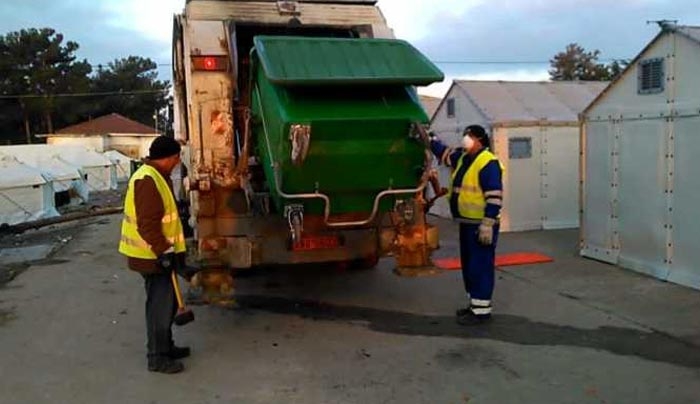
left=292, top=235, right=340, bottom=251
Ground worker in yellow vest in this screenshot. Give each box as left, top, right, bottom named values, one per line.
left=118, top=136, right=189, bottom=373
left=430, top=125, right=504, bottom=325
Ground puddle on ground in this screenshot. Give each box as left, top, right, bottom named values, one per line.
left=234, top=294, right=700, bottom=369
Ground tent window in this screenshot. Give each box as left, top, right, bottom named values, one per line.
left=509, top=137, right=532, bottom=159
left=638, top=58, right=664, bottom=94
left=446, top=98, right=455, bottom=118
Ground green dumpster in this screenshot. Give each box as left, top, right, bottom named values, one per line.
left=250, top=36, right=444, bottom=216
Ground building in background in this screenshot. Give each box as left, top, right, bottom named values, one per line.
left=581, top=24, right=700, bottom=290
left=41, top=113, right=158, bottom=159
left=418, top=94, right=441, bottom=120
left=0, top=146, right=88, bottom=207
left=0, top=156, right=59, bottom=225
left=430, top=80, right=606, bottom=231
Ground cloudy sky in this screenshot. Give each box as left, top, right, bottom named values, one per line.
left=1, top=0, right=698, bottom=97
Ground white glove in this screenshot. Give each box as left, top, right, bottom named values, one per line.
left=163, top=246, right=175, bottom=254
left=478, top=217, right=496, bottom=245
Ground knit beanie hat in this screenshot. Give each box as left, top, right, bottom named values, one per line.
left=148, top=136, right=181, bottom=160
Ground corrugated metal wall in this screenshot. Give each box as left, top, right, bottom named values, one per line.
left=581, top=31, right=700, bottom=290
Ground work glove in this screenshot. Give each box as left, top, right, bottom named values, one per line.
left=478, top=217, right=496, bottom=246
left=157, top=246, right=177, bottom=271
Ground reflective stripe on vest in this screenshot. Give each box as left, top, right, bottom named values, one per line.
left=118, top=164, right=186, bottom=259
left=449, top=150, right=504, bottom=220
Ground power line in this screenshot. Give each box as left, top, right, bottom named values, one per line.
left=0, top=54, right=634, bottom=99
left=126, top=52, right=637, bottom=69
left=150, top=59, right=632, bottom=67
left=0, top=89, right=169, bottom=100
left=432, top=57, right=631, bottom=65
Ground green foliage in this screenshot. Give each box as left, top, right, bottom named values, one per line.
left=0, top=28, right=92, bottom=143
left=0, top=28, right=171, bottom=144
left=91, top=56, right=171, bottom=134
left=549, top=43, right=629, bottom=82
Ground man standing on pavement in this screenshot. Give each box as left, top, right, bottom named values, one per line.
left=118, top=136, right=190, bottom=373
left=429, top=125, right=504, bottom=325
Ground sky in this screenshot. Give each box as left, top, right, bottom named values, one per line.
left=1, top=0, right=699, bottom=97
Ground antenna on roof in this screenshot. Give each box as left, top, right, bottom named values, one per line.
left=647, top=19, right=678, bottom=32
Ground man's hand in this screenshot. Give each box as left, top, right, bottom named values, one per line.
left=478, top=217, right=496, bottom=246
left=157, top=246, right=176, bottom=271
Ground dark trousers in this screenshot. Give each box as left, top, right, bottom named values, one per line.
left=142, top=272, right=177, bottom=358
left=459, top=223, right=499, bottom=301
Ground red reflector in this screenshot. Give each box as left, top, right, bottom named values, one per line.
left=192, top=56, right=228, bottom=71
left=292, top=236, right=340, bottom=251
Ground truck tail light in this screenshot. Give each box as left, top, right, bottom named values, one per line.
left=191, top=56, right=228, bottom=71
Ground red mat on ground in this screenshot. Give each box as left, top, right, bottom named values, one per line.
left=434, top=252, right=554, bottom=270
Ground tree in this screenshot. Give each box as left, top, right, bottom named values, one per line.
left=91, top=56, right=171, bottom=134
left=549, top=43, right=628, bottom=82
left=0, top=28, right=91, bottom=143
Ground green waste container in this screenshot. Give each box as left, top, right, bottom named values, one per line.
left=250, top=36, right=444, bottom=215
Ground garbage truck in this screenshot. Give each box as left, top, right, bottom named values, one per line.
left=171, top=0, right=445, bottom=300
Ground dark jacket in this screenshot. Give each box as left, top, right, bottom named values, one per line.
left=126, top=161, right=186, bottom=274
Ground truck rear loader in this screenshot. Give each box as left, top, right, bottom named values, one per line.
left=171, top=0, right=445, bottom=301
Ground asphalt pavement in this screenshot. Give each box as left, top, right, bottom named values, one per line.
left=0, top=215, right=699, bottom=404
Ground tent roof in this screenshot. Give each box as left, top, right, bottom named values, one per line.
left=58, top=147, right=114, bottom=168
left=450, top=80, right=608, bottom=124
left=584, top=24, right=700, bottom=115
left=419, top=94, right=441, bottom=120
left=0, top=156, right=47, bottom=188
left=676, top=25, right=700, bottom=45
left=0, top=145, right=83, bottom=180
left=2, top=144, right=114, bottom=168
left=54, top=113, right=157, bottom=136
left=104, top=150, right=133, bottom=163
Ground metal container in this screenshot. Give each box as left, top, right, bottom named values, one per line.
left=250, top=35, right=444, bottom=215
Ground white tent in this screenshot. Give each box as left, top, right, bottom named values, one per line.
left=1, top=144, right=115, bottom=193
left=57, top=146, right=117, bottom=191
left=430, top=80, right=607, bottom=232
left=581, top=25, right=700, bottom=290
left=0, top=156, right=59, bottom=226
left=0, top=146, right=88, bottom=206
left=104, top=149, right=133, bottom=182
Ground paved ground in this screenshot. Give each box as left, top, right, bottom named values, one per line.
left=1, top=215, right=699, bottom=404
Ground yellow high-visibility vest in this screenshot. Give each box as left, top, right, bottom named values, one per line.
left=118, top=164, right=186, bottom=259
left=450, top=150, right=504, bottom=220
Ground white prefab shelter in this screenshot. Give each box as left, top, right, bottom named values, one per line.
left=57, top=147, right=117, bottom=191
left=430, top=80, right=607, bottom=231
left=581, top=24, right=700, bottom=290
left=0, top=156, right=59, bottom=225
left=104, top=150, right=133, bottom=182
left=41, top=113, right=159, bottom=159
left=0, top=146, right=89, bottom=205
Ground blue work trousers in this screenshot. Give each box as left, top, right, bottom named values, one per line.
left=459, top=223, right=499, bottom=301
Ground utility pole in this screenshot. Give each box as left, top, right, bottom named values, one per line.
left=153, top=110, right=158, bottom=135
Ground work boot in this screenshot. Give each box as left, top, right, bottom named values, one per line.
left=148, top=356, right=184, bottom=374
left=456, top=310, right=491, bottom=326
left=455, top=307, right=471, bottom=317
left=167, top=345, right=191, bottom=360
